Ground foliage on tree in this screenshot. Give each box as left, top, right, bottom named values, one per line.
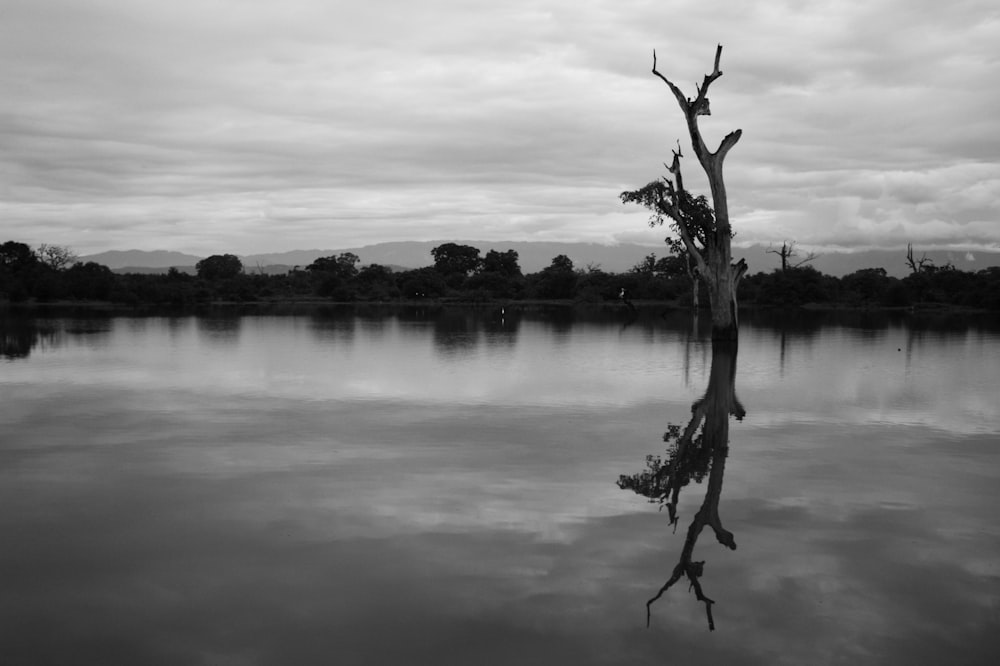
left=482, top=249, right=522, bottom=277
left=631, top=253, right=657, bottom=275
left=1, top=241, right=38, bottom=271
left=65, top=262, right=115, bottom=300
left=306, top=253, right=362, bottom=298
left=397, top=267, right=448, bottom=299
left=431, top=243, right=483, bottom=277
left=532, top=254, right=578, bottom=299
left=196, top=254, right=243, bottom=280
left=549, top=255, right=574, bottom=272
left=307, top=252, right=360, bottom=279
left=741, top=265, right=834, bottom=307
left=356, top=264, right=400, bottom=300
left=625, top=192, right=717, bottom=310
left=465, top=249, right=524, bottom=298
left=840, top=267, right=891, bottom=306
left=1, top=241, right=42, bottom=301
left=631, top=252, right=688, bottom=281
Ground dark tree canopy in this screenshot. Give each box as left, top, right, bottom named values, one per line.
left=620, top=189, right=717, bottom=253
left=4, top=237, right=998, bottom=309
left=1, top=241, right=38, bottom=271
left=546, top=254, right=574, bottom=273
left=533, top=254, right=577, bottom=299
left=65, top=262, right=115, bottom=300
left=307, top=252, right=360, bottom=280
left=196, top=254, right=243, bottom=280
left=482, top=249, right=522, bottom=277
left=431, top=243, right=483, bottom=276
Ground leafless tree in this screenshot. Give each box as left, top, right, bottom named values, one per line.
left=767, top=241, right=818, bottom=271
left=36, top=244, right=78, bottom=270
left=905, top=243, right=933, bottom=274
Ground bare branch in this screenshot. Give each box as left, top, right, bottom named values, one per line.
left=687, top=569, right=717, bottom=631
left=766, top=241, right=816, bottom=271
left=691, top=44, right=724, bottom=117
left=645, top=559, right=717, bottom=630
left=654, top=179, right=681, bottom=223
left=732, top=257, right=748, bottom=288
left=664, top=155, right=708, bottom=274
left=36, top=243, right=78, bottom=271
left=667, top=141, right=684, bottom=193
left=653, top=45, right=728, bottom=188
left=652, top=50, right=690, bottom=111
left=702, top=504, right=737, bottom=551
left=905, top=243, right=933, bottom=274
left=646, top=562, right=684, bottom=627
left=791, top=252, right=818, bottom=269
left=714, top=129, right=742, bottom=161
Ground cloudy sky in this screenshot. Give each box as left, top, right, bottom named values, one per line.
left=2, top=0, right=998, bottom=256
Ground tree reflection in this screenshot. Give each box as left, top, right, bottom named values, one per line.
left=432, top=308, right=481, bottom=356
left=482, top=306, right=520, bottom=350
left=0, top=317, right=57, bottom=359
left=618, top=340, right=744, bottom=630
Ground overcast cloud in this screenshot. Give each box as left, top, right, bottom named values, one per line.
left=1, top=0, right=998, bottom=256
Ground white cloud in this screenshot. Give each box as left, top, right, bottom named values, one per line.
left=1, top=0, right=998, bottom=254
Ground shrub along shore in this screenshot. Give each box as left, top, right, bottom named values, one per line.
left=3, top=241, right=999, bottom=311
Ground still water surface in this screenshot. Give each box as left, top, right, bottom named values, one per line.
left=2, top=307, right=999, bottom=665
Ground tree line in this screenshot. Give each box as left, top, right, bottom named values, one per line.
left=2, top=239, right=999, bottom=310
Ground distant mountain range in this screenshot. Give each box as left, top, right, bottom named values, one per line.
left=78, top=241, right=1000, bottom=279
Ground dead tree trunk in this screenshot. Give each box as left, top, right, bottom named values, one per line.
left=685, top=253, right=700, bottom=311
left=767, top=241, right=817, bottom=271
left=905, top=243, right=932, bottom=274
left=651, top=45, right=746, bottom=340
left=767, top=241, right=793, bottom=271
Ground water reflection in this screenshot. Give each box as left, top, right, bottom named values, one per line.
left=195, top=313, right=244, bottom=344
left=432, top=309, right=481, bottom=356
left=0, top=316, right=53, bottom=359
left=619, top=340, right=744, bottom=630
left=482, top=306, right=520, bottom=350
left=0, top=315, right=111, bottom=360
left=429, top=307, right=522, bottom=357
left=309, top=309, right=357, bottom=346
left=1, top=309, right=998, bottom=663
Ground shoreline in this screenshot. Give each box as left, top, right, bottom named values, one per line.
left=1, top=297, right=991, bottom=315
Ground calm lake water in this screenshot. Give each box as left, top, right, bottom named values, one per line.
left=2, top=306, right=999, bottom=665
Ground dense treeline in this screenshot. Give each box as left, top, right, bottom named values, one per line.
left=2, top=240, right=999, bottom=310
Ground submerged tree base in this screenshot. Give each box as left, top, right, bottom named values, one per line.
left=711, top=323, right=739, bottom=341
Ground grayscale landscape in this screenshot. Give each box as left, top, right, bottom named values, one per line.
left=2, top=1, right=998, bottom=664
